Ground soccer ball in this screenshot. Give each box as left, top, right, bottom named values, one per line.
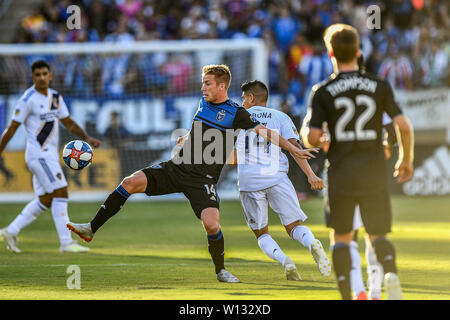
left=62, top=140, right=93, bottom=170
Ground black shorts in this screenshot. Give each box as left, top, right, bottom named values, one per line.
left=141, top=161, right=220, bottom=219
left=325, top=186, right=392, bottom=235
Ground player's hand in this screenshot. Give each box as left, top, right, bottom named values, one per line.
left=291, top=147, right=319, bottom=160
left=394, top=160, right=413, bottom=183
left=308, top=174, right=326, bottom=190
left=86, top=137, right=101, bottom=148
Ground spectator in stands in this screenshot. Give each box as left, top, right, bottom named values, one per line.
left=161, top=53, right=193, bottom=95
left=272, top=7, right=301, bottom=53
left=103, top=111, right=131, bottom=149
left=298, top=41, right=333, bottom=115
left=378, top=43, right=414, bottom=90
left=102, top=15, right=135, bottom=96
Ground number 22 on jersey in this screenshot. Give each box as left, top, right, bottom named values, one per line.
left=334, top=94, right=377, bottom=142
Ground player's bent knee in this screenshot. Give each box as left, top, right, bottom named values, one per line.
left=38, top=195, right=52, bottom=208
left=121, top=171, right=147, bottom=194
left=201, top=208, right=220, bottom=234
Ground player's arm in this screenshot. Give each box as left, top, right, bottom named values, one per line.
left=60, top=116, right=101, bottom=148
left=392, top=114, right=414, bottom=183
left=226, top=148, right=237, bottom=167
left=0, top=120, right=21, bottom=156
left=288, top=138, right=325, bottom=190
left=253, top=123, right=318, bottom=160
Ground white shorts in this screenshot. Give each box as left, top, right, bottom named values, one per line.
left=239, top=176, right=307, bottom=230
left=27, top=158, right=68, bottom=196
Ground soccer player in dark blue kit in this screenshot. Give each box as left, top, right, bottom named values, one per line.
left=67, top=64, right=318, bottom=282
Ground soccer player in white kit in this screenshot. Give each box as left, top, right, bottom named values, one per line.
left=0, top=60, right=101, bottom=253
left=227, top=80, right=331, bottom=280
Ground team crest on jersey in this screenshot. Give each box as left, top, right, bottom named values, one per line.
left=56, top=173, right=62, bottom=180
left=15, top=108, right=20, bottom=116
left=216, top=110, right=226, bottom=121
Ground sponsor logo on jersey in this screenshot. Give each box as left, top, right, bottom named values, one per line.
left=216, top=110, right=226, bottom=122
left=15, top=109, right=20, bottom=116
left=56, top=172, right=62, bottom=180
left=403, top=145, right=450, bottom=195
left=150, top=163, right=162, bottom=169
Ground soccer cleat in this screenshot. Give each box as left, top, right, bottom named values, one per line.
left=0, top=228, right=21, bottom=253
left=353, top=291, right=369, bottom=300
left=60, top=241, right=90, bottom=253
left=384, top=272, right=403, bottom=300
left=310, top=239, right=331, bottom=276
left=217, top=269, right=240, bottom=283
left=66, top=222, right=94, bottom=243
left=284, top=256, right=302, bottom=281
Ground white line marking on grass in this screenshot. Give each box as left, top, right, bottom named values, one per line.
left=0, top=262, right=270, bottom=268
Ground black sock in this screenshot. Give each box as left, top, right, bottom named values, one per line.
left=332, top=242, right=352, bottom=300
left=372, top=238, right=397, bottom=274
left=90, top=185, right=130, bottom=233
left=207, top=229, right=225, bottom=274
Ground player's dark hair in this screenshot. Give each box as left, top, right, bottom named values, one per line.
left=241, top=80, right=269, bottom=103
left=31, top=60, right=50, bottom=72
left=324, top=24, right=360, bottom=63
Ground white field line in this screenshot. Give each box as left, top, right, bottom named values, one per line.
left=0, top=262, right=269, bottom=268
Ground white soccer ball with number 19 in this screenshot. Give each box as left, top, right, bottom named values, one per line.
left=62, top=140, right=93, bottom=170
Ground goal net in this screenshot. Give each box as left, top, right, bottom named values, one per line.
left=0, top=39, right=268, bottom=202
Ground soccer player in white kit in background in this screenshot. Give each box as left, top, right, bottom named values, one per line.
left=0, top=60, right=101, bottom=253
left=227, top=80, right=331, bottom=280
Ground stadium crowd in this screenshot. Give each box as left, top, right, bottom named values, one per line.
left=0, top=0, right=447, bottom=112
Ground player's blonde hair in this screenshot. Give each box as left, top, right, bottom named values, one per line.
left=202, top=64, right=232, bottom=89
left=323, top=24, right=360, bottom=63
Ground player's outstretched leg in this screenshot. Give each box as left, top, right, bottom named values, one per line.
left=365, top=237, right=383, bottom=300
left=349, top=240, right=368, bottom=300
left=67, top=171, right=146, bottom=243
left=289, top=223, right=331, bottom=277
left=257, top=233, right=301, bottom=281
left=331, top=240, right=352, bottom=300
left=371, top=236, right=402, bottom=300
left=201, top=208, right=239, bottom=283
left=0, top=199, right=48, bottom=253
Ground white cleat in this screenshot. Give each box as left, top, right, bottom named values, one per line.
left=217, top=269, right=240, bottom=283
left=310, top=239, right=331, bottom=277
left=66, top=222, right=94, bottom=243
left=284, top=256, right=302, bottom=281
left=60, top=241, right=90, bottom=253
left=384, top=272, right=403, bottom=300
left=0, top=228, right=21, bottom=253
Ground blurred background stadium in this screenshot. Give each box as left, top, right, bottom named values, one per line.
left=0, top=0, right=449, bottom=301
left=0, top=0, right=448, bottom=202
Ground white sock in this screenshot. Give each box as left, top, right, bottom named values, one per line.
left=257, top=234, right=287, bottom=266
left=365, top=238, right=383, bottom=299
left=51, top=198, right=73, bottom=246
left=350, top=240, right=366, bottom=296
left=290, top=225, right=314, bottom=251
left=7, top=199, right=48, bottom=236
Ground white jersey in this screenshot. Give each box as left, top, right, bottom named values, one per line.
left=236, top=106, right=299, bottom=192
left=12, top=86, right=70, bottom=162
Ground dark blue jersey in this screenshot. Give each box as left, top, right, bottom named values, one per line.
left=172, top=97, right=260, bottom=182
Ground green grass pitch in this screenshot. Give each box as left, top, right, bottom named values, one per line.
left=0, top=196, right=449, bottom=300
